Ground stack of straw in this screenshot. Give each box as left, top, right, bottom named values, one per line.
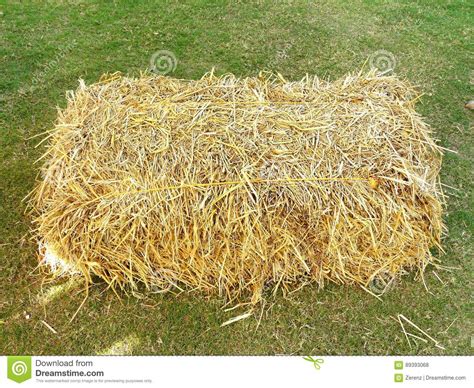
left=31, top=70, right=444, bottom=304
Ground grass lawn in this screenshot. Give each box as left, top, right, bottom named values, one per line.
left=0, top=0, right=472, bottom=355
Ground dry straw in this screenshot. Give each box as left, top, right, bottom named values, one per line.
left=30, top=70, right=444, bottom=305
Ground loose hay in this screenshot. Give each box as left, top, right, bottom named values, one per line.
left=30, top=70, right=444, bottom=304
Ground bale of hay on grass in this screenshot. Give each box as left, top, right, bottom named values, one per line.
left=31, top=71, right=444, bottom=304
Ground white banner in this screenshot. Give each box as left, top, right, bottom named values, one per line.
left=0, top=356, right=471, bottom=387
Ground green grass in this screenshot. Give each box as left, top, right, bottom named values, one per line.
left=0, top=0, right=472, bottom=355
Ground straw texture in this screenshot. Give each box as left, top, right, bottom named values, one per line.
left=31, top=71, right=444, bottom=304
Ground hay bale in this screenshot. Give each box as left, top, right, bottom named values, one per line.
left=31, top=71, right=444, bottom=304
